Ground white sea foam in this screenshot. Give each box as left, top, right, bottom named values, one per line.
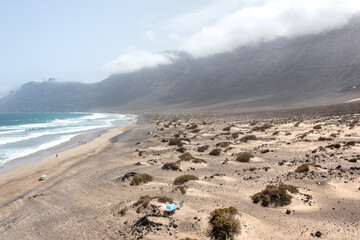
left=0, top=113, right=135, bottom=166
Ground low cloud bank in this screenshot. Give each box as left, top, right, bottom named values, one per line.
left=182, top=0, right=360, bottom=57
left=101, top=51, right=178, bottom=75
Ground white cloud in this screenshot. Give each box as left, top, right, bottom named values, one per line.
left=180, top=0, right=360, bottom=57
left=101, top=51, right=178, bottom=75
left=144, top=30, right=156, bottom=41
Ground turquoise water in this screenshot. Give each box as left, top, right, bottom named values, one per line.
left=0, top=112, right=134, bottom=166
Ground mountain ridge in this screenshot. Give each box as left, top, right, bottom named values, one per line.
left=1, top=16, right=360, bottom=112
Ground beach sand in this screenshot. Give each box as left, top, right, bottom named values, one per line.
left=0, top=105, right=359, bottom=239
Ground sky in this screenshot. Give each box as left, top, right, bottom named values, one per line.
left=1, top=0, right=360, bottom=97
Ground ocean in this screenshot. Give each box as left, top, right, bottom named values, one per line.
left=0, top=112, right=134, bottom=166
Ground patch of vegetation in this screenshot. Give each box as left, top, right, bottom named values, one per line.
left=173, top=185, right=189, bottom=194
left=119, top=207, right=127, bottom=216
left=272, top=131, right=280, bottom=136
left=209, top=207, right=240, bottom=240
left=295, top=163, right=322, bottom=173
left=236, top=152, right=254, bottom=162
left=216, top=142, right=231, bottom=148
left=209, top=148, right=222, bottom=156
left=198, top=145, right=209, bottom=152
left=261, top=149, right=270, bottom=154
left=177, top=146, right=187, bottom=153
left=329, top=133, right=337, bottom=138
left=294, top=121, right=302, bottom=127
left=174, top=175, right=199, bottom=185
left=345, top=141, right=357, bottom=146
left=191, top=129, right=200, bottom=133
left=186, top=124, right=198, bottom=130
left=295, top=164, right=310, bottom=173
left=252, top=184, right=299, bottom=207
left=179, top=152, right=194, bottom=161
left=318, top=137, right=332, bottom=141
left=156, top=195, right=173, bottom=203
left=168, top=138, right=183, bottom=146
left=192, top=158, right=207, bottom=164
left=326, top=143, right=341, bottom=149
left=313, top=124, right=322, bottom=130
left=180, top=238, right=198, bottom=240
left=133, top=195, right=152, bottom=213
left=285, top=132, right=292, bottom=136
left=252, top=123, right=273, bottom=132
left=130, top=174, right=154, bottom=186
left=240, top=135, right=258, bottom=142
left=223, top=125, right=236, bottom=131
left=249, top=121, right=258, bottom=126
left=220, top=132, right=231, bottom=135
left=162, top=162, right=180, bottom=171
left=224, top=147, right=234, bottom=152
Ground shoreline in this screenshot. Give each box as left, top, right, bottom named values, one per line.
left=0, top=113, right=137, bottom=174
left=0, top=116, right=138, bottom=208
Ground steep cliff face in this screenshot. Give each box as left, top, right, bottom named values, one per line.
left=1, top=17, right=360, bottom=112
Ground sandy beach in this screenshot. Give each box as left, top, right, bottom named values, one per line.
left=0, top=104, right=359, bottom=239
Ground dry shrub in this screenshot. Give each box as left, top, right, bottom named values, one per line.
left=209, top=207, right=240, bottom=240
left=252, top=184, right=298, bottom=207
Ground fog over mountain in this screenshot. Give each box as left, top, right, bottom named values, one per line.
left=1, top=15, right=360, bottom=112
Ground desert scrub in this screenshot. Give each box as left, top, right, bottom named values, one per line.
left=318, top=137, right=332, bottom=141
left=216, top=142, right=231, bottom=148
left=177, top=146, right=186, bottom=153
left=197, top=145, right=209, bottom=152
left=178, top=152, right=207, bottom=164
left=294, top=121, right=302, bottom=127
left=191, top=129, right=200, bottom=133
left=130, top=173, right=153, bottom=186
left=192, top=158, right=207, bottom=164
left=295, top=163, right=321, bottom=173
left=156, top=195, right=173, bottom=203
left=329, top=133, right=337, bottom=138
left=272, top=131, right=280, bottom=136
left=168, top=138, right=183, bottom=146
left=252, top=123, right=273, bottom=132
left=173, top=184, right=189, bottom=194
left=252, top=184, right=299, bottom=207
left=313, top=124, right=322, bottom=130
left=186, top=124, right=198, bottom=130
left=119, top=207, right=127, bottom=216
left=222, top=125, right=236, bottom=131
left=174, top=175, right=199, bottom=185
left=209, top=148, right=222, bottom=156
left=180, top=238, right=198, bottom=240
left=345, top=141, right=357, bottom=146
left=179, top=152, right=194, bottom=161
left=162, top=162, right=180, bottom=171
left=209, top=206, right=240, bottom=240
left=249, top=121, right=258, bottom=126
left=240, top=135, right=258, bottom=142
left=133, top=195, right=152, bottom=213
left=236, top=152, right=254, bottom=162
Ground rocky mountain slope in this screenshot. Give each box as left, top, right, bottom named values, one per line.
left=1, top=17, right=360, bottom=112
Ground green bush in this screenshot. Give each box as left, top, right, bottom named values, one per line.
left=174, top=175, right=199, bottom=185
left=209, top=207, right=240, bottom=240
left=236, top=152, right=254, bottom=162
left=173, top=185, right=189, bottom=194
left=209, top=148, right=222, bottom=156
left=192, top=158, right=207, bottom=164
left=177, top=146, right=187, bottom=153
left=162, top=162, right=180, bottom=171
left=179, top=152, right=194, bottom=161
left=197, top=145, right=209, bottom=152
left=130, top=174, right=153, bottom=186
left=252, top=124, right=273, bottom=132
left=156, top=195, right=173, bottom=203
left=216, top=142, right=231, bottom=148
left=252, top=184, right=298, bottom=207
left=168, top=138, right=183, bottom=146
left=294, top=164, right=310, bottom=173
left=240, top=135, right=258, bottom=142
